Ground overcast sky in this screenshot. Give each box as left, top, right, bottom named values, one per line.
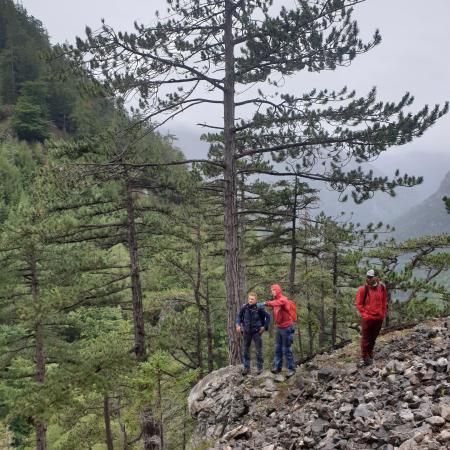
left=19, top=0, right=450, bottom=195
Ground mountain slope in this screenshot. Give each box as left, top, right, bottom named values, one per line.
left=188, top=318, right=450, bottom=449
left=391, top=171, right=450, bottom=240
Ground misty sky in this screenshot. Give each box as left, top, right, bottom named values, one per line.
left=19, top=0, right=450, bottom=196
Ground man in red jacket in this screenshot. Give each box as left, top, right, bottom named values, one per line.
left=261, top=284, right=296, bottom=377
left=355, top=269, right=387, bottom=366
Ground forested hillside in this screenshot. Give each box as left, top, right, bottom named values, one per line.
left=0, top=1, right=448, bottom=449
left=391, top=171, right=450, bottom=240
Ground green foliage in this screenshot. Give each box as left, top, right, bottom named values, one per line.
left=0, top=151, right=21, bottom=222
left=0, top=0, right=48, bottom=103
left=67, top=0, right=447, bottom=203
left=11, top=81, right=50, bottom=142
left=444, top=196, right=450, bottom=214
left=366, top=234, right=450, bottom=324
left=0, top=1, right=119, bottom=142
left=0, top=2, right=448, bottom=449
left=8, top=416, right=32, bottom=449
left=402, top=297, right=444, bottom=322
left=46, top=81, right=77, bottom=133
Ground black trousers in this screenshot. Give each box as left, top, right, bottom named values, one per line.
left=242, top=331, right=263, bottom=370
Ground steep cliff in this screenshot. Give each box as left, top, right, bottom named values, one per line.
left=188, top=318, right=450, bottom=450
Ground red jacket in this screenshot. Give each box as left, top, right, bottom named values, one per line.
left=355, top=281, right=387, bottom=321
left=264, top=284, right=293, bottom=328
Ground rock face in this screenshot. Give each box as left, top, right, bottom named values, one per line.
left=188, top=318, right=450, bottom=449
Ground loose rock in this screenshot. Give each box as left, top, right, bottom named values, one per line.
left=188, top=318, right=450, bottom=449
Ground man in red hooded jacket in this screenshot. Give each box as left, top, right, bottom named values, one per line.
left=261, top=284, right=296, bottom=377
left=355, top=269, right=387, bottom=366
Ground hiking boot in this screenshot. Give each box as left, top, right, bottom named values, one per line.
left=286, top=370, right=296, bottom=378
left=270, top=367, right=281, bottom=374
left=256, top=369, right=263, bottom=376
left=358, top=358, right=373, bottom=367
left=242, top=367, right=250, bottom=376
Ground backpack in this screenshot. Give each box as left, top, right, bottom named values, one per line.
left=362, top=283, right=386, bottom=307
left=286, top=299, right=297, bottom=322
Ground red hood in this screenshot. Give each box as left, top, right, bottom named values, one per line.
left=271, top=284, right=283, bottom=299
left=267, top=284, right=292, bottom=327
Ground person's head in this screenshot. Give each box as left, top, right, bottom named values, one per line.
left=270, top=284, right=282, bottom=298
left=247, top=292, right=257, bottom=305
left=366, top=269, right=377, bottom=286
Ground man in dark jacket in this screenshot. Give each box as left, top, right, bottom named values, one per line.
left=236, top=292, right=270, bottom=375
left=262, top=284, right=296, bottom=377
left=355, top=269, right=387, bottom=366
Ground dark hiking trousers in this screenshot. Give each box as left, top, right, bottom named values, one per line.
left=243, top=331, right=263, bottom=370
left=274, top=325, right=295, bottom=371
left=361, top=319, right=383, bottom=359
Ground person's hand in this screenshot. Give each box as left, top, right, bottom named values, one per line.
left=259, top=327, right=265, bottom=335
left=236, top=324, right=241, bottom=333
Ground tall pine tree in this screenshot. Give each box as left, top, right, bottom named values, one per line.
left=64, top=0, right=448, bottom=363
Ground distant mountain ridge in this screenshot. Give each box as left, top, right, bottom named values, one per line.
left=391, top=171, right=450, bottom=239
left=313, top=165, right=429, bottom=226
left=169, top=124, right=450, bottom=232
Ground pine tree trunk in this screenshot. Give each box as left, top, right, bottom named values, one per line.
left=31, top=252, right=46, bottom=450
left=156, top=367, right=164, bottom=450
left=288, top=177, right=298, bottom=297
left=304, top=257, right=313, bottom=356
left=140, top=406, right=161, bottom=450
left=116, top=398, right=128, bottom=450
left=125, top=180, right=146, bottom=362
left=297, top=326, right=304, bottom=361
left=331, top=250, right=338, bottom=348
left=385, top=281, right=391, bottom=327
left=103, top=394, right=114, bottom=450
left=35, top=354, right=46, bottom=450
left=125, top=180, right=160, bottom=449
left=288, top=244, right=297, bottom=298
left=205, top=279, right=214, bottom=373
left=119, top=424, right=127, bottom=450
left=318, top=279, right=327, bottom=347
left=307, top=302, right=313, bottom=356
left=194, top=224, right=204, bottom=378
left=195, top=310, right=203, bottom=377
left=182, top=405, right=188, bottom=450
left=9, top=45, right=16, bottom=101
left=223, top=0, right=242, bottom=365
left=238, top=175, right=248, bottom=304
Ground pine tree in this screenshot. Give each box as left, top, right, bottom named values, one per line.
left=246, top=177, right=318, bottom=295
left=50, top=118, right=190, bottom=449
left=444, top=196, right=450, bottom=213
left=0, top=0, right=48, bottom=103
left=11, top=81, right=50, bottom=142
left=0, top=140, right=134, bottom=449
left=367, top=234, right=450, bottom=323
left=64, top=0, right=448, bottom=363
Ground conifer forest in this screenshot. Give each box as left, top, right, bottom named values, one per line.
left=0, top=1, right=449, bottom=449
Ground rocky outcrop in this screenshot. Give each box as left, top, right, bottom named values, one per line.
left=188, top=318, right=450, bottom=449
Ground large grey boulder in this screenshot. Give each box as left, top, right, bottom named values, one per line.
left=188, top=365, right=242, bottom=417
